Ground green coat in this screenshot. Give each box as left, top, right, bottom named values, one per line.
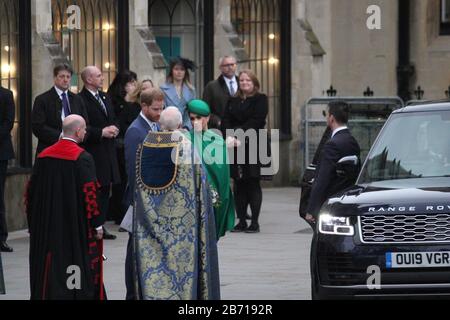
left=186, top=130, right=236, bottom=239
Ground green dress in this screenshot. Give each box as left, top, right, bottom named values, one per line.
left=186, top=130, right=236, bottom=239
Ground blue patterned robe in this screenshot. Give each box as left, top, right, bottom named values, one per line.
left=132, top=131, right=220, bottom=300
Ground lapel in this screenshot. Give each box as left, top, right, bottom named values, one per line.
left=50, top=87, right=63, bottom=121
left=218, top=76, right=230, bottom=96
left=137, top=114, right=151, bottom=133
left=67, top=91, right=76, bottom=112
left=162, top=83, right=193, bottom=107
left=182, top=85, right=194, bottom=103
left=219, top=75, right=239, bottom=97
left=98, top=90, right=110, bottom=118
left=332, top=128, right=349, bottom=140
left=162, top=84, right=181, bottom=107
left=83, top=87, right=108, bottom=119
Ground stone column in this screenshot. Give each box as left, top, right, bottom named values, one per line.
left=31, top=0, right=62, bottom=158
left=289, top=0, right=332, bottom=184
left=129, top=0, right=167, bottom=86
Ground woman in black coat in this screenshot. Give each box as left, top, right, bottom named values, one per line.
left=106, top=71, right=140, bottom=225
left=222, top=69, right=268, bottom=233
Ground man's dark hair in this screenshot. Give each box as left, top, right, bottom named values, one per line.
left=328, top=101, right=350, bottom=124
left=53, top=63, right=74, bottom=77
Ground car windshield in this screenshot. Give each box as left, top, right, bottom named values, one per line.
left=359, top=110, right=450, bottom=183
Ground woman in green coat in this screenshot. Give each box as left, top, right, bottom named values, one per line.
left=185, top=99, right=235, bottom=240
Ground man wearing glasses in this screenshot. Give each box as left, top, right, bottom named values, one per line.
left=203, top=55, right=239, bottom=129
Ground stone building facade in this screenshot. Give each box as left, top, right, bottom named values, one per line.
left=2, top=0, right=450, bottom=231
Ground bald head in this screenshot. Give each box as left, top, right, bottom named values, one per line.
left=81, top=66, right=104, bottom=91
left=160, top=107, right=182, bottom=131
left=63, top=115, right=87, bottom=143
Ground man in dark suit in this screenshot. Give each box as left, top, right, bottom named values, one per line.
left=0, top=86, right=15, bottom=252
left=305, top=101, right=360, bottom=224
left=123, top=88, right=164, bottom=300
left=32, top=64, right=88, bottom=156
left=203, top=55, right=239, bottom=129
left=79, top=66, right=120, bottom=240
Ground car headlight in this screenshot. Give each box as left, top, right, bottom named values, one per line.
left=319, top=213, right=354, bottom=236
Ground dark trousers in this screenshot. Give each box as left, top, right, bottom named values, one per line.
left=109, top=147, right=127, bottom=224
left=125, top=233, right=136, bottom=300
left=234, top=178, right=262, bottom=225
left=98, top=185, right=110, bottom=226
left=0, top=161, right=7, bottom=242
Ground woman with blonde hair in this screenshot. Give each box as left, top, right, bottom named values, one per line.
left=222, top=69, right=269, bottom=233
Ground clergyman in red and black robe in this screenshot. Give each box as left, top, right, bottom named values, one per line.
left=26, top=139, right=105, bottom=300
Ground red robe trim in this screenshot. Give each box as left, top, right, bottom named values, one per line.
left=38, top=139, right=84, bottom=161
left=31, top=139, right=105, bottom=300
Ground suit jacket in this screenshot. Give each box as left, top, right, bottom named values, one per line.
left=203, top=75, right=239, bottom=128
left=222, top=93, right=269, bottom=179
left=79, top=87, right=120, bottom=187
left=32, top=87, right=88, bottom=156
left=123, top=114, right=158, bottom=207
left=307, top=129, right=361, bottom=216
left=160, top=82, right=196, bottom=129
left=0, top=87, right=15, bottom=161
left=299, top=127, right=332, bottom=220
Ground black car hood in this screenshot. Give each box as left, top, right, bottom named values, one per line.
left=323, top=178, right=450, bottom=216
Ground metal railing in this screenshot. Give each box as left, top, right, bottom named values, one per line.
left=301, top=97, right=404, bottom=177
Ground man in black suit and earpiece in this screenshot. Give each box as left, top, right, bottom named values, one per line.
left=305, top=101, right=361, bottom=224
left=79, top=66, right=120, bottom=240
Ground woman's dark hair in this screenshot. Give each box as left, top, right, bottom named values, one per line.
left=167, top=57, right=196, bottom=89
left=107, top=70, right=138, bottom=104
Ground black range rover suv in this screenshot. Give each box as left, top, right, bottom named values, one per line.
left=311, top=102, right=450, bottom=299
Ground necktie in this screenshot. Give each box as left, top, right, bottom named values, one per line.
left=61, top=92, right=71, bottom=118
left=229, top=80, right=236, bottom=96
left=95, top=93, right=108, bottom=115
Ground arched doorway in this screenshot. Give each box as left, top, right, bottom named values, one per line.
left=148, top=0, right=213, bottom=94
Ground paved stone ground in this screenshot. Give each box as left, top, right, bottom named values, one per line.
left=0, top=188, right=313, bottom=300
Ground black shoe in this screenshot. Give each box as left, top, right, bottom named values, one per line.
left=231, top=221, right=248, bottom=233
left=118, top=227, right=127, bottom=233
left=103, top=227, right=117, bottom=240
left=0, top=241, right=13, bottom=252
left=245, top=223, right=260, bottom=233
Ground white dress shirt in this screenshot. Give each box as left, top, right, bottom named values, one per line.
left=140, top=112, right=159, bottom=131
left=61, top=137, right=78, bottom=144
left=54, top=86, right=69, bottom=121
left=223, top=76, right=237, bottom=95
left=332, top=126, right=348, bottom=139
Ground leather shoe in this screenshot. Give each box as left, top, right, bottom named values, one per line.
left=103, top=227, right=117, bottom=240
left=231, top=221, right=247, bottom=233
left=245, top=223, right=260, bottom=234
left=0, top=241, right=13, bottom=252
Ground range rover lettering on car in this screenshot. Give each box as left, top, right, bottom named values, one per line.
left=311, top=102, right=450, bottom=299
